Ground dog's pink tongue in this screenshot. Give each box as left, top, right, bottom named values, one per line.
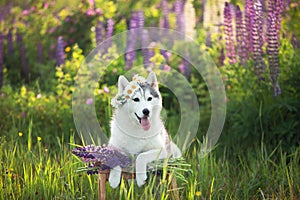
left=141, top=118, right=151, bottom=131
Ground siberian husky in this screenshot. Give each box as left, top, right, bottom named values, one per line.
left=108, top=72, right=182, bottom=188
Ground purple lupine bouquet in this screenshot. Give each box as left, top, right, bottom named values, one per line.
left=72, top=145, right=132, bottom=175
left=72, top=144, right=190, bottom=176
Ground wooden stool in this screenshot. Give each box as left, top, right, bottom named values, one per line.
left=98, top=170, right=180, bottom=200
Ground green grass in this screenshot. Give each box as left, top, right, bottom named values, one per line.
left=1, top=126, right=299, bottom=200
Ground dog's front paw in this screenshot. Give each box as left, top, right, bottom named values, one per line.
left=136, top=157, right=147, bottom=187
left=136, top=172, right=147, bottom=187
left=109, top=166, right=121, bottom=188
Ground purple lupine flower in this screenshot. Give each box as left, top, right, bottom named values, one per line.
left=161, top=0, right=170, bottom=29
left=37, top=42, right=43, bottom=63
left=16, top=32, right=29, bottom=81
left=105, top=18, right=114, bottom=50
left=267, top=0, right=281, bottom=96
left=274, top=0, right=283, bottom=40
left=245, top=0, right=254, bottom=54
left=125, top=12, right=139, bottom=69
left=106, top=18, right=114, bottom=39
left=136, top=10, right=145, bottom=29
left=235, top=5, right=247, bottom=67
left=174, top=0, right=185, bottom=34
left=0, top=33, right=3, bottom=88
left=142, top=30, right=153, bottom=68
left=56, top=36, right=65, bottom=66
left=72, top=145, right=131, bottom=173
left=224, top=2, right=236, bottom=64
left=7, top=29, right=13, bottom=55
left=95, top=20, right=104, bottom=45
left=252, top=0, right=266, bottom=79
left=136, top=10, right=145, bottom=46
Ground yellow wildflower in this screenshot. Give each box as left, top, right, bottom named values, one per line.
left=37, top=137, right=42, bottom=142
left=65, top=46, right=71, bottom=52
left=195, top=191, right=201, bottom=197
left=18, top=131, right=23, bottom=137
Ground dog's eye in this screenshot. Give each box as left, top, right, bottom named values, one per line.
left=133, top=98, right=140, bottom=102
left=147, top=97, right=152, bottom=101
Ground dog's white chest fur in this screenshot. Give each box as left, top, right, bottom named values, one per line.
left=109, top=119, right=167, bottom=155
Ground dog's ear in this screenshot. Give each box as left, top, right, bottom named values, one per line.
left=146, top=71, right=158, bottom=91
left=118, top=75, right=129, bottom=94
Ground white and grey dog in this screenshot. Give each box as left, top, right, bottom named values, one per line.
left=108, top=72, right=181, bottom=188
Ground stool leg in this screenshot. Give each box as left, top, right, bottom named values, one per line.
left=98, top=173, right=107, bottom=200
left=169, top=176, right=179, bottom=200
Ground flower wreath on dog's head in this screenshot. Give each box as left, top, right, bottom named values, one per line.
left=111, top=74, right=147, bottom=108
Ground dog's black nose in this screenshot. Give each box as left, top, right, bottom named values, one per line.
left=142, top=108, right=150, bottom=116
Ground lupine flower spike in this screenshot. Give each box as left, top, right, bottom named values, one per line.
left=252, top=0, right=266, bottom=79
left=56, top=36, right=65, bottom=67
left=125, top=13, right=137, bottom=69
left=72, top=145, right=131, bottom=174
left=235, top=5, right=247, bottom=67
left=106, top=18, right=114, bottom=49
left=161, top=0, right=170, bottom=29
left=224, top=2, right=236, bottom=64
left=17, top=32, right=29, bottom=80
left=267, top=0, right=282, bottom=96
left=142, top=30, right=153, bottom=68
left=0, top=33, right=3, bottom=88
left=95, top=20, right=104, bottom=45
left=174, top=0, right=185, bottom=34
left=125, top=11, right=144, bottom=69
left=245, top=0, right=254, bottom=54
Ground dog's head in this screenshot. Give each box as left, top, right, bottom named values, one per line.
left=111, top=72, right=162, bottom=131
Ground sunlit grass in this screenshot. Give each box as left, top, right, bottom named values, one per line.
left=1, top=125, right=299, bottom=199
